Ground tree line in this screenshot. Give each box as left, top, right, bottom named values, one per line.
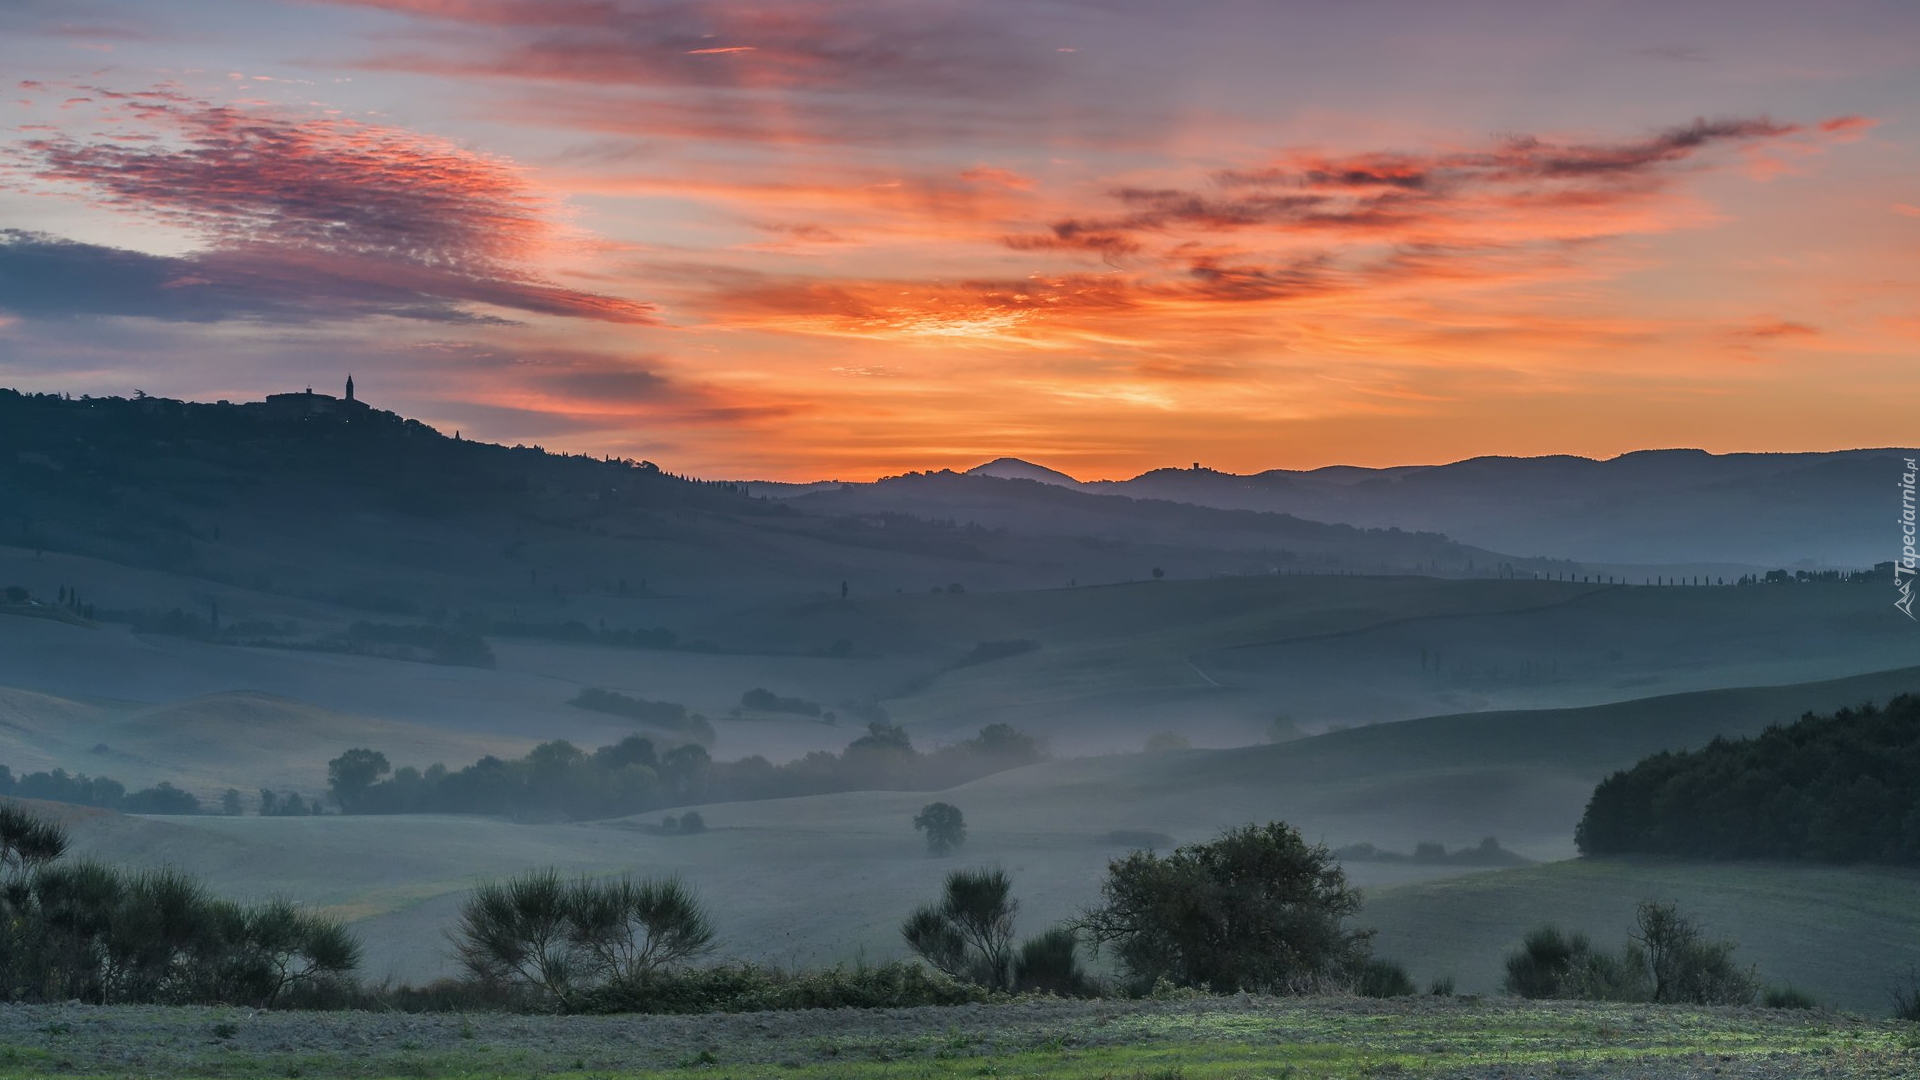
left=1575, top=694, right=1920, bottom=864
left=327, top=722, right=1049, bottom=822
left=0, top=766, right=202, bottom=815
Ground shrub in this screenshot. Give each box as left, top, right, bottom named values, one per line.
left=121, top=781, right=201, bottom=815
left=902, top=868, right=1017, bottom=990
left=913, top=802, right=966, bottom=855
left=1353, top=958, right=1415, bottom=998
left=0, top=803, right=69, bottom=874
left=0, top=807, right=359, bottom=1006
left=1428, top=975, right=1456, bottom=996
left=676, top=811, right=706, bottom=834
left=1890, top=967, right=1920, bottom=1022
left=1078, top=821, right=1372, bottom=994
left=1013, top=927, right=1092, bottom=997
left=1502, top=924, right=1649, bottom=1002
left=451, top=870, right=714, bottom=1008
left=1503, top=925, right=1584, bottom=998
left=1502, top=904, right=1755, bottom=1005
left=1762, top=984, right=1818, bottom=1009
left=1633, top=901, right=1757, bottom=1006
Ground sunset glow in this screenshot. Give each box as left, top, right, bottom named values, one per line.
left=2, top=0, right=1915, bottom=478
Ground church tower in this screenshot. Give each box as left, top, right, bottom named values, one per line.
left=345, top=374, right=356, bottom=402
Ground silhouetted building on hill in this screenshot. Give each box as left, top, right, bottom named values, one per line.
left=258, top=377, right=371, bottom=419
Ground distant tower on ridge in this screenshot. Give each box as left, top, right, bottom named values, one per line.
left=345, top=374, right=356, bottom=402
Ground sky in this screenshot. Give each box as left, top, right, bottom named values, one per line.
left=1, top=1, right=1916, bottom=480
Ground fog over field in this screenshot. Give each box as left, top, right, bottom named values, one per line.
left=0, top=389, right=1915, bottom=1021
left=6, top=2, right=1920, bottom=1073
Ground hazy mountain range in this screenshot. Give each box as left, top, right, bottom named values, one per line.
left=934, top=449, right=1905, bottom=569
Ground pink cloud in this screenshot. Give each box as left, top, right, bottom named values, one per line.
left=9, top=90, right=657, bottom=325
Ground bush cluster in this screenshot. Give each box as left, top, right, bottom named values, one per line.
left=0, top=766, right=201, bottom=815
left=0, top=805, right=359, bottom=1005
left=1502, top=902, right=1757, bottom=1005
left=901, top=868, right=1092, bottom=996
left=569, top=689, right=716, bottom=743
left=451, top=870, right=715, bottom=1009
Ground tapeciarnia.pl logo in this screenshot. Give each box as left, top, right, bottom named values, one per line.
left=1900, top=457, right=1918, bottom=620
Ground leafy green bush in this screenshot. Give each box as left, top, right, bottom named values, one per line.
left=1079, top=821, right=1372, bottom=995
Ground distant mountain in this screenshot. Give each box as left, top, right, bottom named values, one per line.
left=792, top=469, right=1541, bottom=577
left=965, top=458, right=1086, bottom=488
left=932, top=449, right=1907, bottom=568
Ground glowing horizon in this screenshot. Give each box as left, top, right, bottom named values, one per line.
left=2, top=1, right=1916, bottom=481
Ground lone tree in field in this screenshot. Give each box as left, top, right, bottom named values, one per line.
left=913, top=801, right=967, bottom=855
left=1077, top=821, right=1372, bottom=994
left=451, top=869, right=715, bottom=1007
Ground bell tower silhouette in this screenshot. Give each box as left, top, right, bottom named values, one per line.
left=345, top=374, right=356, bottom=402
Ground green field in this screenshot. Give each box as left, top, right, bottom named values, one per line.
left=3, top=553, right=1917, bottom=1012
left=21, top=660, right=1914, bottom=1006
left=0, top=996, right=1911, bottom=1079
left=1367, top=858, right=1920, bottom=1013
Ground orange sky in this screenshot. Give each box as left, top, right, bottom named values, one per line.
left=1, top=0, right=1916, bottom=479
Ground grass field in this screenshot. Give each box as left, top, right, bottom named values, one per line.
left=24, top=660, right=1915, bottom=1001
left=0, top=996, right=1912, bottom=1079
left=2, top=565, right=1916, bottom=1011
left=1365, top=858, right=1920, bottom=1014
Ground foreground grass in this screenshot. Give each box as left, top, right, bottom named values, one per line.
left=0, top=996, right=1913, bottom=1080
